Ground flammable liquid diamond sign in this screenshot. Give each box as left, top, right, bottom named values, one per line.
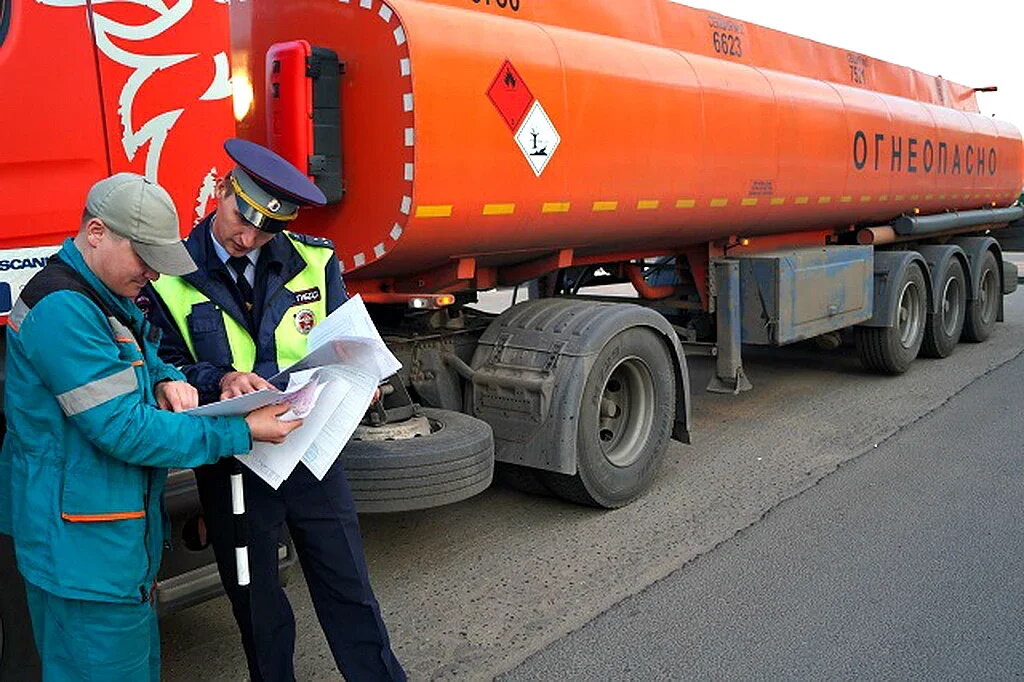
left=514, top=101, right=560, bottom=177
left=487, top=60, right=534, bottom=131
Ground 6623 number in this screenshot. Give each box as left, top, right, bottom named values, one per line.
left=712, top=31, right=743, bottom=58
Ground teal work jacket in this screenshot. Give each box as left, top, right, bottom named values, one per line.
left=0, top=240, right=251, bottom=603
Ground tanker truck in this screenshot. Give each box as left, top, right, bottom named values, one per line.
left=1, top=0, right=1022, bottom=676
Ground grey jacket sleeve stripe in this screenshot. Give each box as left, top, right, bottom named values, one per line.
left=8, top=299, right=29, bottom=330
left=56, top=367, right=139, bottom=417
left=107, top=317, right=135, bottom=342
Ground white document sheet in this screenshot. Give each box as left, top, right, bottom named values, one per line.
left=308, top=294, right=382, bottom=351
left=184, top=371, right=320, bottom=419
left=299, top=365, right=379, bottom=479
left=182, top=295, right=403, bottom=489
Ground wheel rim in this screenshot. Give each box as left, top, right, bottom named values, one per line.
left=597, top=356, right=655, bottom=468
left=978, top=267, right=999, bottom=325
left=897, top=278, right=924, bottom=349
left=940, top=273, right=964, bottom=337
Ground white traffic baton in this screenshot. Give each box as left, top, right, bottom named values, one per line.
left=231, top=461, right=250, bottom=587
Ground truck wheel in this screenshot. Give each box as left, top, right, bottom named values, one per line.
left=0, top=535, right=40, bottom=681
left=920, top=258, right=966, bottom=358
left=341, top=408, right=494, bottom=513
left=541, top=327, right=675, bottom=508
left=961, top=250, right=1000, bottom=343
left=857, top=263, right=927, bottom=374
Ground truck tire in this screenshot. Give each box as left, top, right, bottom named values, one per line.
left=920, top=257, right=966, bottom=358
left=541, top=327, right=675, bottom=508
left=341, top=408, right=494, bottom=513
left=857, top=263, right=927, bottom=374
left=0, top=535, right=40, bottom=682
left=961, top=250, right=1000, bottom=343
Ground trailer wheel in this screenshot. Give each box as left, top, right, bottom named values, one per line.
left=921, top=258, right=966, bottom=358
left=857, top=263, right=927, bottom=374
left=341, top=408, right=494, bottom=513
left=961, top=250, right=1000, bottom=343
left=542, top=327, right=675, bottom=508
left=0, top=535, right=40, bottom=681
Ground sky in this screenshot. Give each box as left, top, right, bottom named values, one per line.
left=688, top=1, right=1024, bottom=129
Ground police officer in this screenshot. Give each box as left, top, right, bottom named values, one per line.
left=0, top=173, right=300, bottom=681
left=143, top=139, right=405, bottom=681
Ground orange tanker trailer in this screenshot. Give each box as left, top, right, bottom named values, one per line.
left=235, top=0, right=1022, bottom=286
left=224, top=0, right=1023, bottom=510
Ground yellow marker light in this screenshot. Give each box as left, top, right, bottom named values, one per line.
left=740, top=238, right=751, bottom=247
left=409, top=294, right=455, bottom=310
left=913, top=207, right=921, bottom=214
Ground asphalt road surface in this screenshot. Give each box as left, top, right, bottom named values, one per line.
left=162, top=286, right=1024, bottom=681
left=504, top=338, right=1024, bottom=680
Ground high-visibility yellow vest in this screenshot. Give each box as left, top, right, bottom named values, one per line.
left=152, top=233, right=333, bottom=372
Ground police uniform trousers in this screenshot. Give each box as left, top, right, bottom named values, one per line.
left=24, top=582, right=159, bottom=682
left=195, top=456, right=405, bottom=682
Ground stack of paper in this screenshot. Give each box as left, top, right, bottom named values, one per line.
left=184, top=295, right=402, bottom=489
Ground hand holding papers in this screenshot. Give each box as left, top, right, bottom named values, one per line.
left=184, top=295, right=402, bottom=488
left=243, top=403, right=304, bottom=444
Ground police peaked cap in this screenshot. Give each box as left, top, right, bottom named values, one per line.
left=224, top=138, right=327, bottom=233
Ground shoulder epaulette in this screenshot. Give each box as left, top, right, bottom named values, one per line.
left=286, top=231, right=335, bottom=249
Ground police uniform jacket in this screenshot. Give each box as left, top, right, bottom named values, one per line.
left=0, top=239, right=251, bottom=603
left=142, top=215, right=346, bottom=404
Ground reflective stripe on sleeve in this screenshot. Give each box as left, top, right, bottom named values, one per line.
left=56, top=367, right=139, bottom=416
left=8, top=299, right=29, bottom=331
left=107, top=317, right=135, bottom=343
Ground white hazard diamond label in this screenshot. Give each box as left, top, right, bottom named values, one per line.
left=514, top=100, right=560, bottom=177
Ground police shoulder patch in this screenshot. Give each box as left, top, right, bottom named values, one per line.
left=287, top=231, right=335, bottom=249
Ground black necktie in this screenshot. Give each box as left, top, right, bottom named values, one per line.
left=228, top=256, right=254, bottom=312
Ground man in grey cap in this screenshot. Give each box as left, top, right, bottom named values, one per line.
left=0, top=173, right=302, bottom=681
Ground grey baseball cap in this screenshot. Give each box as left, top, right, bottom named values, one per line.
left=86, top=173, right=196, bottom=276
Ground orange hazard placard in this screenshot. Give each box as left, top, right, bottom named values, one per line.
left=487, top=60, right=534, bottom=131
